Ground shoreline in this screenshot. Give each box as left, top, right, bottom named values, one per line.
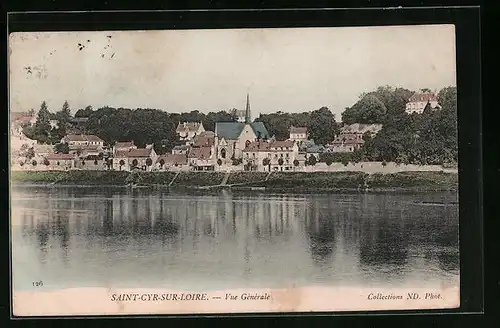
left=10, top=170, right=459, bottom=193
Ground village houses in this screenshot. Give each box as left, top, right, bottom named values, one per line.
left=44, top=153, right=76, bottom=170
left=288, top=126, right=308, bottom=145
left=328, top=123, right=383, bottom=153
left=61, top=134, right=105, bottom=157
left=405, top=92, right=441, bottom=114
left=112, top=144, right=158, bottom=172
left=176, top=122, right=205, bottom=142
left=242, top=139, right=300, bottom=172
left=156, top=153, right=188, bottom=171
left=113, top=141, right=137, bottom=154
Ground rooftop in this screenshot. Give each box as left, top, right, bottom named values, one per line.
left=63, top=134, right=104, bottom=142
left=340, top=123, right=383, bottom=135
left=176, top=122, right=203, bottom=133
left=157, top=154, right=188, bottom=165
left=408, top=92, right=439, bottom=103
left=215, top=122, right=270, bottom=140
left=115, top=148, right=152, bottom=158
left=188, top=146, right=212, bottom=159
left=290, top=126, right=308, bottom=134
left=46, top=153, right=75, bottom=160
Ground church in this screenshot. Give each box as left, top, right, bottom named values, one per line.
left=215, top=94, right=270, bottom=165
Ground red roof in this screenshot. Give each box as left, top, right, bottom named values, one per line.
left=290, top=126, right=307, bottom=134
left=270, top=140, right=295, bottom=149
left=244, top=140, right=271, bottom=151
left=244, top=140, right=295, bottom=152
left=188, top=146, right=212, bottom=159
left=115, top=148, right=152, bottom=158
left=192, top=135, right=215, bottom=148
left=408, top=92, right=438, bottom=103
left=46, top=154, right=75, bottom=160
left=156, top=154, right=188, bottom=165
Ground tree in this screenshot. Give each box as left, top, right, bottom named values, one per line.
left=54, top=143, right=70, bottom=154
left=75, top=105, right=94, bottom=118
left=57, top=101, right=72, bottom=123
left=33, top=101, right=52, bottom=143
left=293, top=159, right=299, bottom=167
left=43, top=158, right=50, bottom=166
left=325, top=157, right=333, bottom=166
left=306, top=154, right=317, bottom=166
left=160, top=158, right=166, bottom=168
left=32, top=160, right=37, bottom=166
left=94, top=159, right=98, bottom=165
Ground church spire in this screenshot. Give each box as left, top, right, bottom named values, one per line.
left=245, top=93, right=251, bottom=124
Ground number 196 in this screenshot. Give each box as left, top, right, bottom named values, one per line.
left=32, top=281, right=43, bottom=287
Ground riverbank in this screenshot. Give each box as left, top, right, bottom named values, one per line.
left=10, top=170, right=458, bottom=192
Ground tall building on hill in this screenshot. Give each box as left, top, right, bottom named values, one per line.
left=405, top=92, right=441, bottom=114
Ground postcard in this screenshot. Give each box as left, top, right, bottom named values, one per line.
left=9, top=24, right=459, bottom=316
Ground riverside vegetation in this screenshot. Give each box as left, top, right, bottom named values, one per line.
left=11, top=170, right=458, bottom=192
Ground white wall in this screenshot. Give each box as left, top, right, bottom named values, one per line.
left=301, top=161, right=457, bottom=173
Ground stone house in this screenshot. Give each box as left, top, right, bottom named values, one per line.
left=405, top=92, right=441, bottom=114
left=172, top=145, right=190, bottom=155
left=112, top=145, right=158, bottom=172
left=176, top=122, right=205, bottom=142
left=289, top=126, right=308, bottom=145
left=328, top=123, right=383, bottom=153
left=113, top=141, right=137, bottom=155
left=44, top=153, right=76, bottom=170
left=242, top=140, right=300, bottom=172
left=61, top=134, right=105, bottom=156
left=188, top=146, right=214, bottom=171
left=156, top=153, right=188, bottom=171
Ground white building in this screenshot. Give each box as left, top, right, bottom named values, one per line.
left=175, top=122, right=205, bottom=142
left=242, top=140, right=300, bottom=172
left=61, top=134, right=104, bottom=155
left=289, top=126, right=308, bottom=144
left=405, top=92, right=441, bottom=114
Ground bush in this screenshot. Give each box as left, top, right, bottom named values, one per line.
left=32, top=160, right=37, bottom=166
left=293, top=159, right=299, bottom=167
left=43, top=158, right=50, bottom=166
left=382, top=160, right=387, bottom=166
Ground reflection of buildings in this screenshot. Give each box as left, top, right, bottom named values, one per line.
left=13, top=188, right=460, bottom=287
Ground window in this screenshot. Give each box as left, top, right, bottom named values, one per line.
left=221, top=148, right=227, bottom=159
left=245, top=140, right=251, bottom=148
left=253, top=153, right=256, bottom=158
left=280, top=153, right=283, bottom=157
left=286, top=153, right=289, bottom=158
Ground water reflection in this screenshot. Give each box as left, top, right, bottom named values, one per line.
left=11, top=186, right=459, bottom=290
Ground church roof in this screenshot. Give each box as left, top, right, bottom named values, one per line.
left=215, top=122, right=270, bottom=140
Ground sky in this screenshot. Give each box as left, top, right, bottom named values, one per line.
left=9, top=24, right=456, bottom=120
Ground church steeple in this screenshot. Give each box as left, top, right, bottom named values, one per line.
left=245, top=93, right=251, bottom=124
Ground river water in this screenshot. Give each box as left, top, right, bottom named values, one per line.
left=11, top=185, right=459, bottom=292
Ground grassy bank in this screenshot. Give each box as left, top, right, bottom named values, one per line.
left=10, top=170, right=458, bottom=191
